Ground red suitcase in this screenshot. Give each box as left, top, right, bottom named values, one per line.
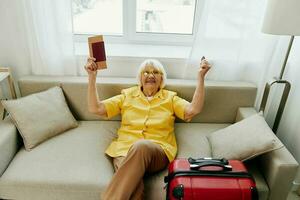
left=164, top=158, right=258, bottom=200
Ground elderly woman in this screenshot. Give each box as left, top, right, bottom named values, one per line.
left=85, top=58, right=211, bottom=200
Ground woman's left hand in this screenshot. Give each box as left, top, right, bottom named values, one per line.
left=199, top=58, right=211, bottom=79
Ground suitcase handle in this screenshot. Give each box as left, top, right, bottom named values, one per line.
left=188, top=157, right=229, bottom=165
left=190, top=161, right=233, bottom=171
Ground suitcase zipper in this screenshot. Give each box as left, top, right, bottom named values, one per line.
left=165, top=170, right=255, bottom=183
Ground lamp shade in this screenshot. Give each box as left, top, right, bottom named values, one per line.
left=262, top=0, right=300, bottom=35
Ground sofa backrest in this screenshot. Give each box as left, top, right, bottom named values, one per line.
left=18, top=76, right=257, bottom=123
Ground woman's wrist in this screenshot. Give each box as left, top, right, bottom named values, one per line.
left=197, top=75, right=205, bottom=83
left=88, top=75, right=97, bottom=83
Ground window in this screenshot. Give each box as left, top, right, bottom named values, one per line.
left=72, top=0, right=201, bottom=45
left=136, top=0, right=196, bottom=34
left=72, top=0, right=123, bottom=35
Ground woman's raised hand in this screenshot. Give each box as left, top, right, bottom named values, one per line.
left=199, top=57, right=211, bottom=79
left=84, top=57, right=98, bottom=77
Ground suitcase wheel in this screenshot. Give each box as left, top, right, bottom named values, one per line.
left=172, top=184, right=184, bottom=199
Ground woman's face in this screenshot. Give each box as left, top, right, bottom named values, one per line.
left=140, top=65, right=163, bottom=92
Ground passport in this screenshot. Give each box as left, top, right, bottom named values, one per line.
left=88, top=35, right=107, bottom=70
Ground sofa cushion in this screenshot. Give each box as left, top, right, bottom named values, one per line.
left=175, top=123, right=230, bottom=158
left=1, top=86, right=78, bottom=150
left=0, top=121, right=119, bottom=200
left=207, top=113, right=283, bottom=161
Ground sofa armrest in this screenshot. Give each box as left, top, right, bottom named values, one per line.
left=259, top=147, right=298, bottom=200
left=236, top=107, right=299, bottom=199
left=0, top=117, right=19, bottom=176
left=235, top=107, right=257, bottom=122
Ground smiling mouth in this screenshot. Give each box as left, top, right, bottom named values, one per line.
left=146, top=79, right=156, bottom=83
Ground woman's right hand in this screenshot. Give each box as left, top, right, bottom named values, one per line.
left=84, top=57, right=98, bottom=77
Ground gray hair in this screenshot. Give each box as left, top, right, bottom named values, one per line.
left=137, top=59, right=167, bottom=89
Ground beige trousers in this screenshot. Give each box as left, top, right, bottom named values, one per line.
left=102, top=140, right=169, bottom=200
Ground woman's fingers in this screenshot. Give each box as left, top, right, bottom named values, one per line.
left=200, top=65, right=211, bottom=71
left=91, top=62, right=98, bottom=70
left=85, top=63, right=96, bottom=73
left=201, top=59, right=210, bottom=65
left=87, top=57, right=96, bottom=62
left=84, top=57, right=98, bottom=76
left=201, top=62, right=211, bottom=68
left=198, top=58, right=211, bottom=78
left=85, top=57, right=98, bottom=71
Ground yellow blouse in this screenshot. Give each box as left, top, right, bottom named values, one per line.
left=102, top=86, right=189, bottom=161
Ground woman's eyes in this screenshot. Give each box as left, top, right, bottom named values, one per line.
left=144, top=71, right=160, bottom=74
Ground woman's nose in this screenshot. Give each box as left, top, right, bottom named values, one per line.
left=148, top=73, right=155, bottom=77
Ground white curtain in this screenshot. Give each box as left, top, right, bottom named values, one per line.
left=186, top=0, right=279, bottom=84
left=18, top=0, right=289, bottom=100
left=185, top=0, right=299, bottom=129
left=22, top=0, right=77, bottom=75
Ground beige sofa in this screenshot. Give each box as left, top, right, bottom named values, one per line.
left=0, top=76, right=298, bottom=200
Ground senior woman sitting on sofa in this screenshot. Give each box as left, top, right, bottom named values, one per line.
left=85, top=58, right=211, bottom=200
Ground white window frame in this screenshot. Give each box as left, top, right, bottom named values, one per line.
left=73, top=0, right=204, bottom=46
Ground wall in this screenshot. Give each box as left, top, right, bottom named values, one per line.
left=258, top=36, right=300, bottom=191
left=0, top=0, right=31, bottom=79
left=276, top=37, right=300, bottom=188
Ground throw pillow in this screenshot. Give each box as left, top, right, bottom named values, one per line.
left=207, top=112, right=283, bottom=161
left=1, top=86, right=78, bottom=150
